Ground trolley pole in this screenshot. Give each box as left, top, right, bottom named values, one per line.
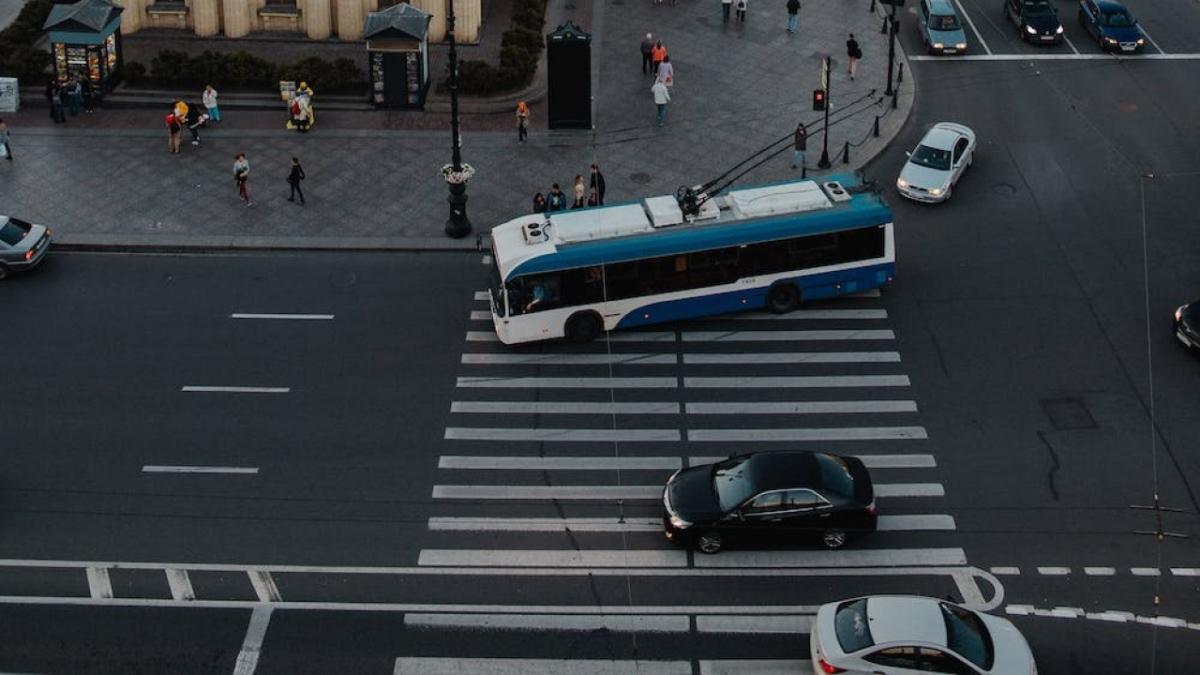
left=817, top=56, right=832, bottom=170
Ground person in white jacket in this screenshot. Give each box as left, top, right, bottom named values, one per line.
left=202, top=85, right=220, bottom=122
left=652, top=80, right=671, bottom=127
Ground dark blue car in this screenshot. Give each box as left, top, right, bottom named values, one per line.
left=1078, top=0, right=1146, bottom=52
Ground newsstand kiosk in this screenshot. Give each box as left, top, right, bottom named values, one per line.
left=363, top=3, right=432, bottom=110
left=43, top=0, right=124, bottom=99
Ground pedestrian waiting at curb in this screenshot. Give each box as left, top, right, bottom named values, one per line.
left=590, top=164, right=606, bottom=205
left=791, top=123, right=808, bottom=170
left=203, top=85, right=221, bottom=122
left=516, top=100, right=529, bottom=143
left=233, top=153, right=252, bottom=206
left=533, top=192, right=548, bottom=213
left=656, top=55, right=674, bottom=89
left=651, top=41, right=667, bottom=76
left=641, top=33, right=655, bottom=75
left=847, top=34, right=862, bottom=80
left=652, top=79, right=671, bottom=127
left=164, top=111, right=182, bottom=154
left=736, top=0, right=748, bottom=22
left=722, top=0, right=732, bottom=23
left=786, top=0, right=800, bottom=33
left=0, top=119, right=12, bottom=163
left=572, top=175, right=586, bottom=209
left=287, top=157, right=306, bottom=205
left=547, top=183, right=567, bottom=211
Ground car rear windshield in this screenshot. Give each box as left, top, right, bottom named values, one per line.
left=0, top=218, right=32, bottom=246
left=713, top=456, right=759, bottom=512
left=931, top=14, right=960, bottom=30
left=911, top=144, right=952, bottom=171
left=1104, top=10, right=1132, bottom=26
left=834, top=599, right=875, bottom=653
left=940, top=602, right=995, bottom=670
left=815, top=453, right=856, bottom=498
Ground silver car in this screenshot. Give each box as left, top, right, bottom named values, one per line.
left=0, top=215, right=52, bottom=279
left=810, top=595, right=1036, bottom=674
left=896, top=122, right=976, bottom=203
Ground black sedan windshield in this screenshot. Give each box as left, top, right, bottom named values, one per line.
left=911, top=144, right=952, bottom=171
left=1023, top=0, right=1054, bottom=17
left=1104, top=10, right=1132, bottom=26
left=713, top=457, right=758, bottom=512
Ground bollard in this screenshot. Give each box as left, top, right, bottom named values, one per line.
left=873, top=115, right=880, bottom=137
left=892, top=88, right=899, bottom=110
left=898, top=62, right=905, bottom=83
left=881, top=16, right=889, bottom=33
left=842, top=141, right=850, bottom=164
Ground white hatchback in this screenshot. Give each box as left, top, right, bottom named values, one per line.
left=896, top=122, right=976, bottom=203
left=810, top=595, right=1036, bottom=675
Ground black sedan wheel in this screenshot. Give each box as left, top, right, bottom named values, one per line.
left=822, top=529, right=848, bottom=549
left=697, top=531, right=724, bottom=554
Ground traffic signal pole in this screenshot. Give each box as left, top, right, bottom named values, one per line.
left=817, top=56, right=832, bottom=169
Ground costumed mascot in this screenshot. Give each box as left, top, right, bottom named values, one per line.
left=286, top=82, right=316, bottom=132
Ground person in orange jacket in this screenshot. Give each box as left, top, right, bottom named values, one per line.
left=651, top=41, right=667, bottom=76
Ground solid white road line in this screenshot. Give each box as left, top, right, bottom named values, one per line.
left=1084, top=567, right=1116, bottom=576
left=684, top=352, right=901, bottom=364
left=1037, top=566, right=1070, bottom=575
left=403, top=613, right=690, bottom=633
left=457, top=376, right=677, bottom=388
left=685, top=400, right=916, bottom=414
left=142, top=466, right=259, bottom=475
left=417, top=549, right=687, bottom=568
left=165, top=568, right=195, bottom=601
left=439, top=456, right=681, bottom=470
left=86, top=567, right=112, bottom=599
left=230, top=313, right=334, bottom=320
left=462, top=353, right=677, bottom=365
left=949, top=0, right=993, bottom=54
left=874, top=483, right=945, bottom=498
left=703, top=309, right=888, bottom=320
left=232, top=606, right=273, bottom=675
left=686, top=375, right=910, bottom=388
left=180, top=386, right=290, bottom=393
left=687, top=427, right=927, bottom=441
left=699, top=661, right=811, bottom=675
left=444, top=428, right=682, bottom=442
left=695, top=615, right=814, bottom=634
left=682, top=330, right=894, bottom=342
left=248, top=570, right=281, bottom=602
left=687, top=454, right=936, bottom=469
left=451, top=401, right=681, bottom=415
left=908, top=53, right=1200, bottom=61
left=427, top=517, right=662, bottom=533
left=1062, top=32, right=1080, bottom=55
left=876, top=515, right=957, bottom=531
left=433, top=485, right=661, bottom=500
left=395, top=658, right=690, bottom=675
left=1140, top=26, right=1165, bottom=55
left=693, top=548, right=967, bottom=568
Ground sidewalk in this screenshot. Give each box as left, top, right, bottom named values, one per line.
left=0, top=0, right=915, bottom=251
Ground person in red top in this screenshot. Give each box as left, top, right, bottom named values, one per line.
left=164, top=112, right=181, bottom=154
left=651, top=41, right=667, bottom=76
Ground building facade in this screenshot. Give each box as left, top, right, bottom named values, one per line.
left=116, top=0, right=478, bottom=42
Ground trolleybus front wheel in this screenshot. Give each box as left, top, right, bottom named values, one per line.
left=565, top=312, right=602, bottom=343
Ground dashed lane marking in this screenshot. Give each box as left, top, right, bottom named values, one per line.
left=142, top=465, right=259, bottom=475
left=1036, top=566, right=1070, bottom=575
left=179, top=386, right=290, bottom=393
left=1008, top=605, right=1200, bottom=632
left=1084, top=567, right=1116, bottom=576
left=230, top=313, right=333, bottom=320
left=403, top=613, right=690, bottom=633
left=989, top=567, right=1020, bottom=576
left=395, top=658, right=690, bottom=675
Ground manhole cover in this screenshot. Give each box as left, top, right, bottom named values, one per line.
left=1042, top=398, right=1096, bottom=431
left=630, top=172, right=652, bottom=184
left=993, top=182, right=1017, bottom=196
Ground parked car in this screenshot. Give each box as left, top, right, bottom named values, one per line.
left=1005, top=0, right=1064, bottom=43
left=1174, top=301, right=1200, bottom=351
left=810, top=595, right=1038, bottom=675
left=896, top=122, right=976, bottom=203
left=1078, top=0, right=1146, bottom=52
left=662, top=450, right=876, bottom=553
left=0, top=215, right=51, bottom=280
left=918, top=0, right=969, bottom=55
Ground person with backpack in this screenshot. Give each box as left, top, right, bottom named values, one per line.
left=736, top=0, right=748, bottom=22
left=287, top=157, right=306, bottom=205
left=847, top=33, right=862, bottom=80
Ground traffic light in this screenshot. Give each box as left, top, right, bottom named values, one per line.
left=812, top=89, right=826, bottom=111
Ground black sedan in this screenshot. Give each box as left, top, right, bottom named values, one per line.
left=662, top=451, right=876, bottom=553
left=1175, top=301, right=1200, bottom=351
left=0, top=215, right=51, bottom=280
left=1005, top=0, right=1063, bottom=43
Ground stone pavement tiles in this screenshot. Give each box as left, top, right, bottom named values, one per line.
left=0, top=0, right=911, bottom=245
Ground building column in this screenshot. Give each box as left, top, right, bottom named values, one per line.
left=222, top=0, right=251, bottom=37
left=192, top=0, right=220, bottom=36
left=303, top=0, right=332, bottom=39
left=337, top=0, right=365, bottom=40
left=116, top=0, right=143, bottom=33
left=412, top=0, right=479, bottom=43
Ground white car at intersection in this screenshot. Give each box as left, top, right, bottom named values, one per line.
left=896, top=122, right=976, bottom=203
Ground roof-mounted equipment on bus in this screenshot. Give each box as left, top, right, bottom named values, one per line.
left=521, top=219, right=551, bottom=244
left=821, top=181, right=852, bottom=203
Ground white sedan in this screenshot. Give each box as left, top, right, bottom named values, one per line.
left=896, top=122, right=976, bottom=203
left=810, top=595, right=1037, bottom=674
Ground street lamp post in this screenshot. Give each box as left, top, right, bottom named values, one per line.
left=443, top=0, right=472, bottom=238
left=884, top=2, right=898, bottom=97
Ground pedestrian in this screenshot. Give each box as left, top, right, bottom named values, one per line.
left=572, top=175, right=586, bottom=209
left=165, top=111, right=182, bottom=154
left=48, top=82, right=65, bottom=123
left=651, top=41, right=667, bottom=76
left=587, top=189, right=599, bottom=207
left=186, top=105, right=208, bottom=146
left=736, top=0, right=748, bottom=22
left=786, top=0, right=800, bottom=33
left=233, top=153, right=252, bottom=206
left=66, top=78, right=82, bottom=116
left=652, top=79, right=671, bottom=127
left=0, top=119, right=11, bottom=163
left=547, top=183, right=567, bottom=211
left=202, top=84, right=220, bottom=122
left=791, top=123, right=807, bottom=170
left=590, top=164, right=606, bottom=205
left=722, top=0, right=732, bottom=23
left=516, top=100, right=529, bottom=143
left=533, top=192, right=548, bottom=213
left=641, top=33, right=655, bottom=75
left=847, top=33, right=862, bottom=80
left=80, top=81, right=94, bottom=113
left=656, top=55, right=674, bottom=89
left=287, top=156, right=306, bottom=205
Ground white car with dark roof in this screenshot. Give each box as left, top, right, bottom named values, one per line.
left=896, top=123, right=976, bottom=203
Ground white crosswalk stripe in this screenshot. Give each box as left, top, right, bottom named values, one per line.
left=427, top=514, right=955, bottom=533
left=432, top=483, right=942, bottom=501
left=684, top=351, right=900, bottom=364
left=451, top=401, right=681, bottom=414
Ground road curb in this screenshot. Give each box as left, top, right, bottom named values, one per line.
left=54, top=234, right=483, bottom=253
